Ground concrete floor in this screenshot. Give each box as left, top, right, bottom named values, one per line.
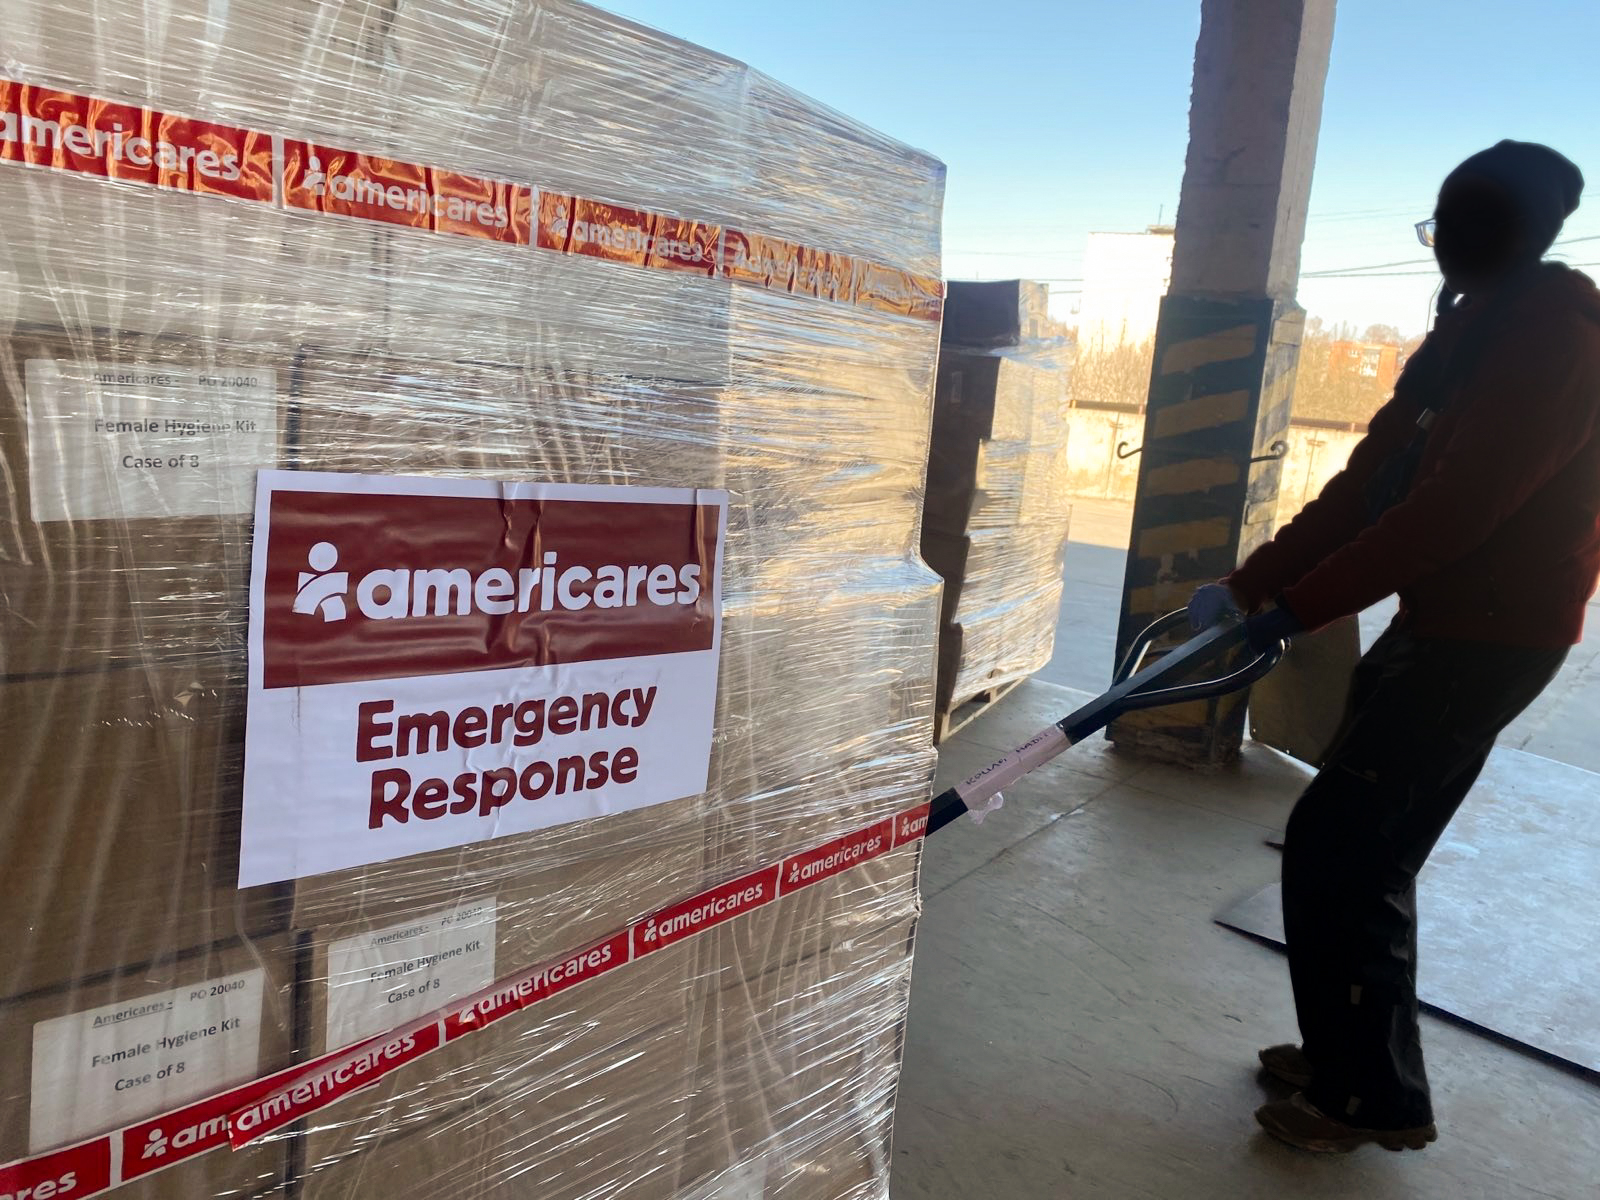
left=892, top=683, right=1600, bottom=1199
left=892, top=501, right=1600, bottom=1198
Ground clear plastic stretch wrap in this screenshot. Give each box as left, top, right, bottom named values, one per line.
left=0, top=4, right=945, bottom=1198
left=922, top=283, right=1072, bottom=721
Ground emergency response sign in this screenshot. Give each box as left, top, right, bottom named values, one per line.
left=239, top=471, right=727, bottom=886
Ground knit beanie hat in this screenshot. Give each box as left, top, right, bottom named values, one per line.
left=1444, top=140, right=1584, bottom=255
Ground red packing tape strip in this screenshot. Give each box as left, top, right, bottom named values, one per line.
left=0, top=802, right=930, bottom=1197
left=1, top=76, right=943, bottom=319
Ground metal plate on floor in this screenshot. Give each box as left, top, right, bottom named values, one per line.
left=1248, top=614, right=1360, bottom=768
left=1218, top=746, right=1600, bottom=1077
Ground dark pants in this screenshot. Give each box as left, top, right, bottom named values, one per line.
left=1282, top=625, right=1567, bottom=1129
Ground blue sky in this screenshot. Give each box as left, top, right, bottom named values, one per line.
left=603, top=0, right=1600, bottom=337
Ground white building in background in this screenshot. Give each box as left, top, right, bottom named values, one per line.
left=1075, top=227, right=1175, bottom=352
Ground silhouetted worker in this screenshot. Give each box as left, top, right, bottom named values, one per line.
left=1188, top=140, right=1600, bottom=1152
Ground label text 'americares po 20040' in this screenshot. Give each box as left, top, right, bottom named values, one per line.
left=239, top=471, right=727, bottom=886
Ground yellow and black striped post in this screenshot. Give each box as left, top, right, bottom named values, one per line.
left=1111, top=0, right=1333, bottom=766
left=1111, top=295, right=1304, bottom=765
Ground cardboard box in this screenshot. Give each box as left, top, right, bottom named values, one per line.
left=0, top=0, right=397, bottom=350
left=0, top=149, right=387, bottom=354
left=286, top=787, right=712, bottom=933
left=290, top=1020, right=695, bottom=1200
left=927, top=437, right=1072, bottom=537
left=693, top=1141, right=887, bottom=1200
left=286, top=348, right=729, bottom=489
left=0, top=2, right=754, bottom=374
left=941, top=279, right=1052, bottom=348
left=760, top=1140, right=890, bottom=1200
left=290, top=795, right=917, bottom=1185
left=699, top=579, right=933, bottom=994
left=677, top=917, right=914, bottom=1195
left=0, top=329, right=286, bottom=678
left=692, top=838, right=922, bottom=994
left=0, top=667, right=288, bottom=1001
left=923, top=346, right=1069, bottom=535
left=921, top=525, right=1068, bottom=629
left=694, top=742, right=927, bottom=990
left=296, top=872, right=703, bottom=1055
left=701, top=733, right=931, bottom=890
left=679, top=1143, right=883, bottom=1200
left=923, top=331, right=1071, bottom=722
left=3, top=2, right=332, bottom=120
left=381, top=244, right=737, bottom=386
left=714, top=70, right=944, bottom=301
left=293, top=930, right=706, bottom=1200
left=712, top=567, right=940, bottom=804
left=978, top=438, right=1072, bottom=530
left=716, top=357, right=935, bottom=559
left=937, top=583, right=1064, bottom=712
left=0, top=936, right=293, bottom=1200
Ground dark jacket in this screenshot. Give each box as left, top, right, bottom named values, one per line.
left=1228, top=263, right=1600, bottom=647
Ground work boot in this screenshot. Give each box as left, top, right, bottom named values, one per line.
left=1256, top=1094, right=1438, bottom=1153
left=1257, top=1043, right=1313, bottom=1088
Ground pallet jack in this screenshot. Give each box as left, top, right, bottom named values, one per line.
left=928, top=611, right=1287, bottom=835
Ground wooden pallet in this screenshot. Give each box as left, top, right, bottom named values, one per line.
left=933, top=677, right=1025, bottom=745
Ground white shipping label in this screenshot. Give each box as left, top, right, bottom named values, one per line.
left=324, top=898, right=498, bottom=1050
left=29, top=968, right=265, bottom=1153
left=25, top=359, right=279, bottom=521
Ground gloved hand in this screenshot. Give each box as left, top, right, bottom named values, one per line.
left=1187, top=582, right=1243, bottom=631
left=1244, top=603, right=1302, bottom=653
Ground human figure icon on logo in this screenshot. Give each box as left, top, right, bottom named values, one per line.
left=302, top=154, right=327, bottom=197
left=295, top=541, right=349, bottom=622
left=143, top=1128, right=169, bottom=1159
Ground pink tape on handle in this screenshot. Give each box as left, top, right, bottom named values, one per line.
left=953, top=725, right=1071, bottom=811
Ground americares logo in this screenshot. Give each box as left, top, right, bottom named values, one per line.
left=0, top=1170, right=78, bottom=1199
left=0, top=108, right=244, bottom=181
left=256, top=481, right=722, bottom=691
left=139, top=1114, right=227, bottom=1162
left=289, top=540, right=702, bottom=624
left=298, top=152, right=513, bottom=231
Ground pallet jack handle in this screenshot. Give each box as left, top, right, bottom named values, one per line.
left=926, top=611, right=1287, bottom=836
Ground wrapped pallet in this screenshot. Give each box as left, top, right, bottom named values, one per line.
left=0, top=4, right=944, bottom=1199
left=923, top=281, right=1073, bottom=738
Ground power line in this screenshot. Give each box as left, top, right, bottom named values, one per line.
left=1305, top=269, right=1446, bottom=279
left=1306, top=206, right=1418, bottom=223
left=1304, top=255, right=1432, bottom=278
left=1307, top=260, right=1600, bottom=280
left=1304, top=234, right=1600, bottom=279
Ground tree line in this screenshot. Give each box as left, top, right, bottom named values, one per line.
left=1069, top=318, right=1424, bottom=426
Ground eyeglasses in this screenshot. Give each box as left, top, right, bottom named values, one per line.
left=1415, top=219, right=1437, bottom=248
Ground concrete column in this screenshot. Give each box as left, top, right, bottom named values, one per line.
left=1112, top=0, right=1337, bottom=766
